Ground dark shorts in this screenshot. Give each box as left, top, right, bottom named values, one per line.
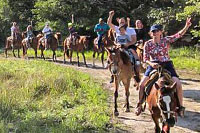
left=45, top=34, right=51, bottom=39
left=128, top=44, right=137, bottom=51
left=144, top=61, right=179, bottom=77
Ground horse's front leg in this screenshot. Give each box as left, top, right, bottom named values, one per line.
left=63, top=50, right=66, bottom=64
left=82, top=52, right=87, bottom=67
left=77, top=52, right=80, bottom=67
left=92, top=51, right=96, bottom=67
left=124, top=79, right=131, bottom=112
left=41, top=49, right=45, bottom=60
left=114, top=75, right=119, bottom=116
left=5, top=48, right=8, bottom=58
left=12, top=48, right=16, bottom=57
left=34, top=48, right=37, bottom=58
left=17, top=49, right=20, bottom=58
left=151, top=106, right=161, bottom=133
left=52, top=50, right=56, bottom=62
left=101, top=51, right=104, bottom=68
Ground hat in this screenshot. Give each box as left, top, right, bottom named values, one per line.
left=99, top=18, right=103, bottom=22
left=150, top=24, right=163, bottom=32
left=68, top=22, right=73, bottom=27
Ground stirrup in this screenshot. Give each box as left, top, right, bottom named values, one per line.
left=178, top=106, right=185, bottom=117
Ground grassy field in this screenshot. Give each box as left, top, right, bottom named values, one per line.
left=169, top=46, right=200, bottom=74
left=0, top=59, right=110, bottom=132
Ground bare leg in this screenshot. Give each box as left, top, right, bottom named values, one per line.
left=172, top=77, right=183, bottom=106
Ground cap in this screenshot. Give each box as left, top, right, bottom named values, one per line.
left=68, top=22, right=73, bottom=27
left=150, top=24, right=163, bottom=32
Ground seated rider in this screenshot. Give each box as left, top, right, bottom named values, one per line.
left=107, top=10, right=140, bottom=85
left=68, top=22, right=77, bottom=45
left=135, top=18, right=192, bottom=117
left=94, top=18, right=110, bottom=51
left=11, top=22, right=19, bottom=46
left=42, top=23, right=52, bottom=50
left=26, top=25, right=34, bottom=48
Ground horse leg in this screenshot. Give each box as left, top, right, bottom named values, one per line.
left=124, top=79, right=131, bottom=112
left=92, top=51, right=96, bottom=67
left=114, top=75, right=119, bottom=116
left=12, top=49, right=16, bottom=57
left=63, top=51, right=66, bottom=64
left=82, top=52, right=87, bottom=67
left=101, top=51, right=105, bottom=68
left=77, top=52, right=80, bottom=67
left=35, top=49, right=37, bottom=58
left=52, top=50, right=56, bottom=62
left=152, top=106, right=161, bottom=133
left=41, top=50, right=45, bottom=60
left=18, top=49, right=20, bottom=58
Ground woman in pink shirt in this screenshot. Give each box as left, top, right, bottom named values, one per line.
left=135, top=18, right=192, bottom=116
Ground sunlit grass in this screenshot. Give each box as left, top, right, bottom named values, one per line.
left=0, top=59, right=110, bottom=132
left=169, top=46, right=200, bottom=74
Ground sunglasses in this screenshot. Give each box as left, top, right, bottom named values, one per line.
left=152, top=30, right=159, bottom=33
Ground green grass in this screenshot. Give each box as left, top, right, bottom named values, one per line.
left=170, top=46, right=200, bottom=74
left=0, top=59, right=110, bottom=132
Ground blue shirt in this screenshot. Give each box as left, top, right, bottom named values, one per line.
left=94, top=23, right=110, bottom=35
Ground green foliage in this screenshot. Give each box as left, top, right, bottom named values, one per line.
left=0, top=59, right=110, bottom=132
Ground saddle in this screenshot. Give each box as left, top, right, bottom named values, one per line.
left=144, top=68, right=173, bottom=96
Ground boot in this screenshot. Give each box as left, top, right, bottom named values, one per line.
left=110, top=75, right=114, bottom=83
left=135, top=87, right=145, bottom=116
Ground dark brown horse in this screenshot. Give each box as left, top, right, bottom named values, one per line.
left=146, top=69, right=179, bottom=133
left=38, top=32, right=61, bottom=61
left=5, top=33, right=23, bottom=58
left=22, top=33, right=43, bottom=58
left=93, top=29, right=115, bottom=67
left=63, top=35, right=90, bottom=66
left=106, top=47, right=136, bottom=116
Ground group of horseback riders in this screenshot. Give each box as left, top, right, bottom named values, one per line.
left=9, top=10, right=192, bottom=119
left=93, top=10, right=192, bottom=118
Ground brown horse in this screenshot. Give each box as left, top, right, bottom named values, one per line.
left=145, top=68, right=179, bottom=133
left=22, top=33, right=43, bottom=58
left=63, top=35, right=90, bottom=67
left=38, top=32, right=61, bottom=61
left=136, top=40, right=146, bottom=71
left=5, top=33, right=23, bottom=58
left=93, top=29, right=115, bottom=67
left=106, top=47, right=136, bottom=116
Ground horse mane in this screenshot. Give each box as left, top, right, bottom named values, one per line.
left=119, top=50, right=130, bottom=65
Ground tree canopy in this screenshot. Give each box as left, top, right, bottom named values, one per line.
left=0, top=0, right=198, bottom=47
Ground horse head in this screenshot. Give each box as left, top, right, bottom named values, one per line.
left=80, top=36, right=90, bottom=49
left=155, top=79, right=177, bottom=127
left=106, top=47, right=129, bottom=75
left=54, top=32, right=62, bottom=45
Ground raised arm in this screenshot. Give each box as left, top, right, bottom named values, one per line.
left=178, top=18, right=192, bottom=36
left=107, top=11, right=116, bottom=31
left=127, top=17, right=130, bottom=27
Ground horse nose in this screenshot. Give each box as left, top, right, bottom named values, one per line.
left=112, top=69, right=118, bottom=74
left=166, top=117, right=175, bottom=127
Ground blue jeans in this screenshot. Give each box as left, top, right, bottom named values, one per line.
left=97, top=34, right=104, bottom=49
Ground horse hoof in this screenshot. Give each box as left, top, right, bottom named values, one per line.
left=114, top=111, right=119, bottom=116
left=125, top=108, right=130, bottom=112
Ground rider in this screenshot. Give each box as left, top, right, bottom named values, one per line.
left=26, top=25, right=34, bottom=48
left=68, top=22, right=77, bottom=45
left=107, top=10, right=141, bottom=84
left=135, top=18, right=192, bottom=117
left=42, top=22, right=52, bottom=50
left=11, top=22, right=19, bottom=47
left=94, top=18, right=110, bottom=51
